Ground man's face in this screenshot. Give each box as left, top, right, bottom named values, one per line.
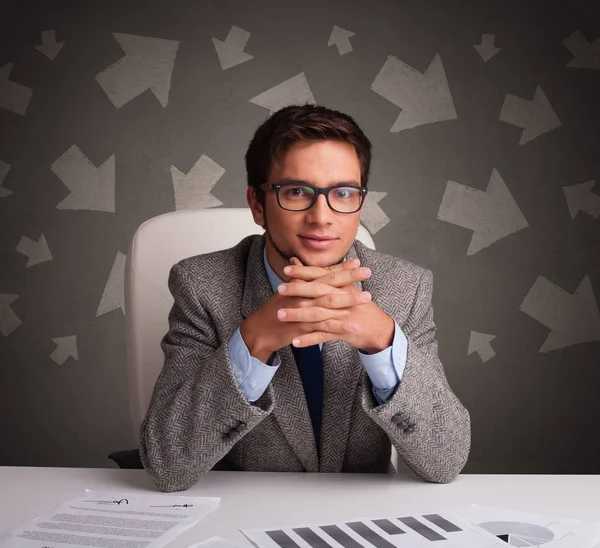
left=247, top=140, right=364, bottom=279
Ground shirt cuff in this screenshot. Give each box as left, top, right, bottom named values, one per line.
left=358, top=321, right=408, bottom=404
left=228, top=327, right=281, bottom=402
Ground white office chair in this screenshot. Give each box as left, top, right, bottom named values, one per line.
left=118, top=207, right=399, bottom=470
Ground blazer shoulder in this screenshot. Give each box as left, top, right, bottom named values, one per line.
left=355, top=240, right=430, bottom=281
left=173, top=234, right=259, bottom=283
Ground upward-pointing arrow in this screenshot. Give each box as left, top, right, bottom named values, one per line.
left=16, top=233, right=53, bottom=267
left=0, top=160, right=12, bottom=198
left=499, top=86, right=561, bottom=145
left=371, top=54, right=457, bottom=132
left=35, top=30, right=65, bottom=60
left=96, top=33, right=179, bottom=108
left=520, top=274, right=600, bottom=352
left=563, top=180, right=600, bottom=220
left=51, top=145, right=115, bottom=212
left=328, top=25, right=355, bottom=56
left=437, top=168, right=529, bottom=255
left=564, top=30, right=600, bottom=70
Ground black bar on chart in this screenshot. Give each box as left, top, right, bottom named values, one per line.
left=320, top=525, right=363, bottom=548
left=266, top=530, right=302, bottom=548
left=346, top=522, right=396, bottom=548
left=293, top=528, right=334, bottom=548
left=371, top=519, right=405, bottom=535
left=397, top=517, right=446, bottom=541
left=422, top=514, right=462, bottom=533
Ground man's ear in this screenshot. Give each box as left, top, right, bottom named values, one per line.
left=246, top=187, right=265, bottom=227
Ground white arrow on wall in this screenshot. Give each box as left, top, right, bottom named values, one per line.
left=564, top=30, right=600, bottom=70
left=96, top=33, right=179, bottom=108
left=34, top=30, right=65, bottom=60
left=328, top=25, right=355, bottom=56
left=474, top=34, right=501, bottom=62
left=250, top=73, right=316, bottom=115
left=371, top=53, right=457, bottom=132
left=360, top=191, right=390, bottom=234
left=437, top=168, right=529, bottom=255
left=51, top=145, right=115, bottom=212
left=499, top=86, right=561, bottom=145
left=0, top=294, right=21, bottom=336
left=563, top=180, right=600, bottom=220
left=213, top=25, right=254, bottom=70
left=0, top=63, right=33, bottom=115
left=0, top=160, right=12, bottom=198
left=97, top=252, right=126, bottom=317
left=16, top=234, right=53, bottom=267
left=468, top=331, right=497, bottom=362
left=520, top=274, right=600, bottom=352
left=50, top=335, right=78, bottom=365
left=171, top=154, right=224, bottom=210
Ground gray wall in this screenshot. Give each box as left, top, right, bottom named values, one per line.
left=1, top=0, right=599, bottom=473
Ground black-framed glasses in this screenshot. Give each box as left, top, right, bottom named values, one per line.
left=260, top=182, right=368, bottom=214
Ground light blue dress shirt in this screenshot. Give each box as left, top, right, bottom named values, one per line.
left=227, top=247, right=408, bottom=405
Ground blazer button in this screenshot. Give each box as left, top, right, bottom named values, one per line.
left=236, top=423, right=247, bottom=432
left=391, top=414, right=404, bottom=424
left=403, top=425, right=416, bottom=434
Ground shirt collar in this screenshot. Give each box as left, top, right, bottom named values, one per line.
left=263, top=245, right=284, bottom=292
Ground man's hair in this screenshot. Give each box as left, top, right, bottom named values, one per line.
left=245, top=104, right=372, bottom=205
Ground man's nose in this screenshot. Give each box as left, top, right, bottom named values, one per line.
left=306, top=194, right=333, bottom=222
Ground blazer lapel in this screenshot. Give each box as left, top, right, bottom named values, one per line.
left=318, top=242, right=365, bottom=472
left=241, top=234, right=319, bottom=472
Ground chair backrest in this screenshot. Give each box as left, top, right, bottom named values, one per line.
left=125, top=208, right=376, bottom=444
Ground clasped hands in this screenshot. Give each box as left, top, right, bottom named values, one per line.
left=241, top=256, right=395, bottom=362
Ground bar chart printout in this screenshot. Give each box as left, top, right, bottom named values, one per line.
left=241, top=512, right=507, bottom=548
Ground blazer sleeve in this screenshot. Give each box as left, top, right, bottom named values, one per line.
left=360, top=267, right=471, bottom=483
left=139, top=262, right=275, bottom=492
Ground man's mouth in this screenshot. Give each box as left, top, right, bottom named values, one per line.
left=299, top=235, right=339, bottom=249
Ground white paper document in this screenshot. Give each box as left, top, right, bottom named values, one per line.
left=0, top=490, right=220, bottom=548
left=451, top=505, right=600, bottom=548
left=242, top=511, right=508, bottom=548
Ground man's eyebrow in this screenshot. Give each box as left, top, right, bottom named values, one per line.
left=279, top=177, right=361, bottom=186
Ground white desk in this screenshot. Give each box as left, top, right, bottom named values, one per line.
left=1, top=467, right=599, bottom=548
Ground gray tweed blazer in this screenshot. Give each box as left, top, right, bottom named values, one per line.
left=139, top=233, right=471, bottom=492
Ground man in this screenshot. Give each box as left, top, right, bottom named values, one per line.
left=139, top=104, right=471, bottom=492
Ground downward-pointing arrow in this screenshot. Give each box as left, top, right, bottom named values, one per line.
left=171, top=154, right=224, bottom=210
left=0, top=160, right=12, bottom=198
left=499, top=86, right=561, bottom=145
left=50, top=335, right=78, bottom=365
left=96, top=33, right=179, bottom=108
left=51, top=145, right=115, bottom=212
left=328, top=25, right=355, bottom=56
left=563, top=180, right=600, bottom=220
left=468, top=331, right=496, bottom=362
left=371, top=54, right=457, bottom=132
left=520, top=274, right=600, bottom=352
left=437, top=168, right=529, bottom=255
left=0, top=294, right=21, bottom=336
left=212, top=25, right=254, bottom=70
left=34, top=30, right=65, bottom=60
left=474, top=34, right=501, bottom=62
left=0, top=63, right=33, bottom=115
left=564, top=30, right=600, bottom=70
left=16, top=234, right=53, bottom=267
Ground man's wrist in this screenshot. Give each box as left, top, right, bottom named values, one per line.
left=361, top=314, right=395, bottom=354
left=240, top=317, right=273, bottom=363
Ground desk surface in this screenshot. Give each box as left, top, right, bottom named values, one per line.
left=2, top=467, right=600, bottom=548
